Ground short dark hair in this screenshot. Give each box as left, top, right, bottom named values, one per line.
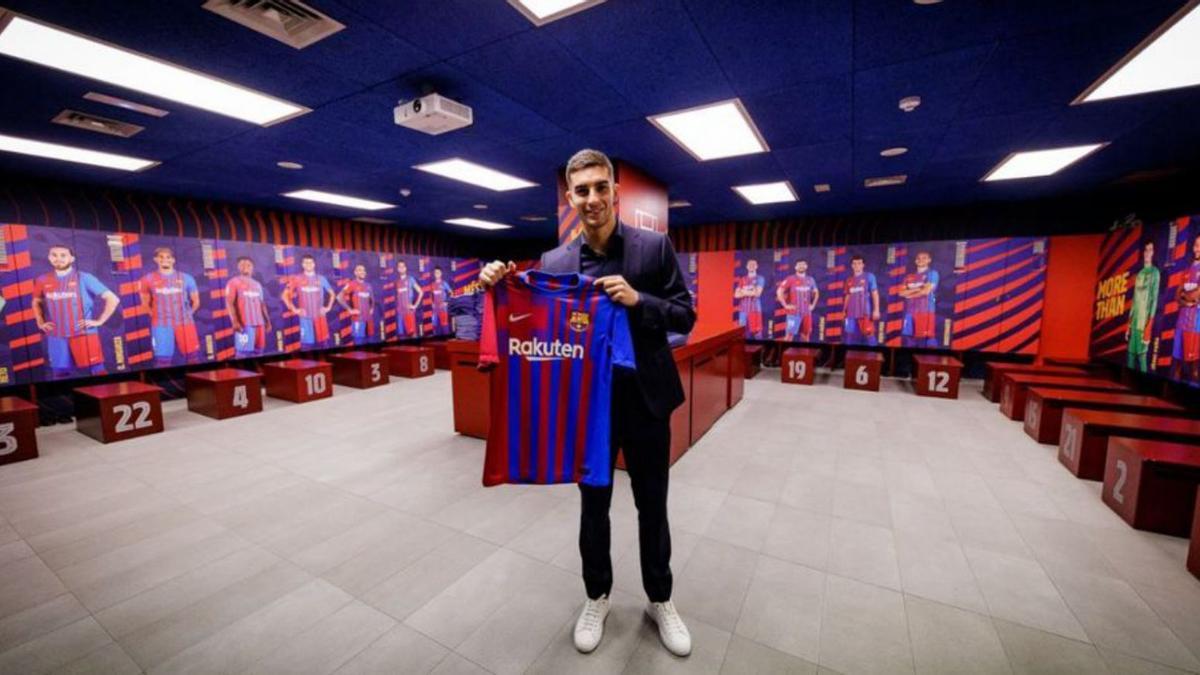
left=354, top=263, right=366, bottom=271
left=48, top=244, right=75, bottom=256
left=565, top=148, right=614, bottom=188
left=915, top=250, right=931, bottom=258
left=301, top=254, right=315, bottom=262
left=236, top=256, right=253, bottom=264
left=850, top=254, right=865, bottom=263
left=434, top=265, right=443, bottom=272
left=153, top=246, right=174, bottom=257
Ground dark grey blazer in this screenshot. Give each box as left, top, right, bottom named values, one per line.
left=539, top=223, right=696, bottom=419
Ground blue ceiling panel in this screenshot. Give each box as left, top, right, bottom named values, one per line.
left=547, top=0, right=732, bottom=114
left=0, top=0, right=1195, bottom=238
left=683, top=0, right=851, bottom=95
left=743, top=77, right=852, bottom=150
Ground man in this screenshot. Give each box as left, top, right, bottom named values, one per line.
left=898, top=251, right=939, bottom=348
left=139, top=247, right=202, bottom=367
left=395, top=259, right=423, bottom=339
left=844, top=254, right=880, bottom=346
left=479, top=149, right=695, bottom=657
left=429, top=265, right=452, bottom=335
left=32, top=244, right=119, bottom=378
left=282, top=254, right=335, bottom=349
left=734, top=258, right=764, bottom=338
left=225, top=256, right=272, bottom=357
left=776, top=259, right=818, bottom=341
left=1126, top=240, right=1160, bottom=372
left=339, top=263, right=376, bottom=344
left=1171, top=235, right=1200, bottom=382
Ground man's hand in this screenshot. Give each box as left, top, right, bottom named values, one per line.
left=594, top=275, right=640, bottom=307
left=871, top=310, right=881, bottom=321
left=347, top=308, right=360, bottom=317
left=78, top=319, right=102, bottom=330
left=38, top=321, right=54, bottom=333
left=293, top=308, right=306, bottom=317
left=480, top=260, right=515, bottom=287
left=782, top=303, right=796, bottom=312
left=232, top=320, right=243, bottom=332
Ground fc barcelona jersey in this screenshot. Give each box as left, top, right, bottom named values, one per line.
left=141, top=270, right=198, bottom=326
left=479, top=271, right=635, bottom=487
left=902, top=269, right=938, bottom=315
left=780, top=274, right=815, bottom=316
left=845, top=272, right=878, bottom=318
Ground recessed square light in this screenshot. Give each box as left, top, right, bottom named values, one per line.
left=0, top=13, right=308, bottom=126
left=507, top=0, right=607, bottom=26
left=0, top=132, right=157, bottom=171
left=1075, top=1, right=1200, bottom=103
left=282, top=189, right=395, bottom=211
left=413, top=158, right=537, bottom=192
left=648, top=99, right=769, bottom=161
left=732, top=181, right=797, bottom=205
left=445, top=217, right=513, bottom=231
left=981, top=144, right=1107, bottom=181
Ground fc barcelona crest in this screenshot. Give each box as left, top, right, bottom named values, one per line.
left=568, top=311, right=590, bottom=332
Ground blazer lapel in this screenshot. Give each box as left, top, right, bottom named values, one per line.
left=621, top=223, right=641, bottom=279
left=568, top=235, right=582, bottom=274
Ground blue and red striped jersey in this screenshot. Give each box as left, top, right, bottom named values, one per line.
left=479, top=271, right=635, bottom=487
left=33, top=270, right=111, bottom=337
left=140, top=270, right=198, bottom=326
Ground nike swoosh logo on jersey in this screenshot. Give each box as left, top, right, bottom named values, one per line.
left=509, top=313, right=532, bottom=322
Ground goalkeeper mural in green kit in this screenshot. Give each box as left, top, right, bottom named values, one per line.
left=1125, top=239, right=1160, bottom=372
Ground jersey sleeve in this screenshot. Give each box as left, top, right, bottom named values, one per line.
left=610, top=305, right=636, bottom=370
left=867, top=273, right=878, bottom=293
left=927, top=269, right=939, bottom=292
left=184, top=273, right=199, bottom=294
left=478, top=287, right=499, bottom=369
left=321, top=276, right=334, bottom=294
left=81, top=272, right=112, bottom=297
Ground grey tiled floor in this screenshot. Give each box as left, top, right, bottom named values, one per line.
left=1, top=369, right=1199, bottom=674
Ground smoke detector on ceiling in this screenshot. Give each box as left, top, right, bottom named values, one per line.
left=898, top=96, right=922, bottom=113
left=202, top=0, right=345, bottom=49
left=394, top=93, right=473, bottom=135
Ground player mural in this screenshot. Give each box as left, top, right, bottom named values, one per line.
left=428, top=264, right=453, bottom=336
left=1126, top=239, right=1161, bottom=372
left=281, top=253, right=336, bottom=350
left=225, top=254, right=273, bottom=358
left=775, top=256, right=819, bottom=342
left=733, top=255, right=767, bottom=339
left=1172, top=234, right=1200, bottom=383
left=32, top=242, right=120, bottom=378
left=393, top=257, right=423, bottom=339
left=139, top=246, right=202, bottom=367
left=1090, top=214, right=1199, bottom=388
left=338, top=260, right=378, bottom=345
left=843, top=253, right=881, bottom=346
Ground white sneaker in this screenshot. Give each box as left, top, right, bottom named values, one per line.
left=574, top=595, right=610, bottom=653
left=647, top=600, right=692, bottom=656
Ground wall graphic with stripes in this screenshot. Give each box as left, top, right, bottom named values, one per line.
left=1090, top=215, right=1199, bottom=387
left=730, top=237, right=1046, bottom=354
left=0, top=223, right=473, bottom=386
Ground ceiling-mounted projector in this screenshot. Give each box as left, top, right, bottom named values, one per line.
left=394, top=93, right=473, bottom=135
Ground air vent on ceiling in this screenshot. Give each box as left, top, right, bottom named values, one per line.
left=52, top=109, right=144, bottom=138
left=202, top=0, right=345, bottom=49
left=864, top=174, right=908, bottom=188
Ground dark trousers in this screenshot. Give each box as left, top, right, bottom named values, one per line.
left=579, top=378, right=673, bottom=602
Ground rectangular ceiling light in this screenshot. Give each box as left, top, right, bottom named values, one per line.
left=1075, top=0, right=1200, bottom=103
left=648, top=99, right=769, bottom=161
left=732, top=181, right=797, bottom=205
left=0, top=13, right=308, bottom=126
left=283, top=189, right=395, bottom=211
left=507, top=0, right=607, bottom=26
left=981, top=144, right=1107, bottom=181
left=863, top=174, right=907, bottom=188
left=0, top=132, right=158, bottom=171
left=413, top=158, right=537, bottom=192
left=444, top=217, right=513, bottom=231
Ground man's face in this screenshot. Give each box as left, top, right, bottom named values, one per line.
left=48, top=247, right=73, bottom=271
left=237, top=259, right=254, bottom=276
left=354, top=265, right=366, bottom=280
left=1193, top=237, right=1200, bottom=260
left=795, top=261, right=807, bottom=275
left=434, top=268, right=443, bottom=281
left=154, top=251, right=176, bottom=271
left=915, top=253, right=931, bottom=269
left=397, top=262, right=407, bottom=276
left=1143, top=243, right=1155, bottom=265
left=302, top=258, right=315, bottom=273
left=746, top=260, right=758, bottom=275
left=566, top=165, right=616, bottom=231
left=851, top=259, right=864, bottom=274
